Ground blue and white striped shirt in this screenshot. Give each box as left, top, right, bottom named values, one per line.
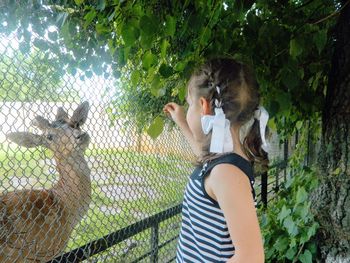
left=176, top=153, right=257, bottom=262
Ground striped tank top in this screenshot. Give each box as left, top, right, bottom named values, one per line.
left=176, top=153, right=257, bottom=262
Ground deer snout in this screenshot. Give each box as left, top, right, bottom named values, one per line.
left=76, top=132, right=87, bottom=140
left=77, top=132, right=90, bottom=145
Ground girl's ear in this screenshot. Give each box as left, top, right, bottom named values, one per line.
left=199, top=97, right=211, bottom=115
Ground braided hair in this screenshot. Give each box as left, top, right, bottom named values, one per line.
left=188, top=57, right=269, bottom=173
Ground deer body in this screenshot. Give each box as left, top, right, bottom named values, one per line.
left=0, top=102, right=91, bottom=262
left=52, top=153, right=92, bottom=224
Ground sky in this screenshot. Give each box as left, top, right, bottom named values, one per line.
left=0, top=23, right=117, bottom=104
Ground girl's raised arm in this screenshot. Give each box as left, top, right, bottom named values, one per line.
left=163, top=102, right=202, bottom=156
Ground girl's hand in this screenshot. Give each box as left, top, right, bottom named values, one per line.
left=163, top=102, right=187, bottom=127
left=163, top=102, right=201, bottom=156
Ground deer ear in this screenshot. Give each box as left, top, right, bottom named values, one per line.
left=56, top=107, right=69, bottom=121
left=70, top=101, right=90, bottom=128
left=6, top=132, right=44, bottom=148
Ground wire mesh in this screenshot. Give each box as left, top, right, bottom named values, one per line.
left=0, top=26, right=196, bottom=262
left=0, top=12, right=303, bottom=262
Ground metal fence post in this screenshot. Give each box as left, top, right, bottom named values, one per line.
left=295, top=130, right=299, bottom=146
left=261, top=171, right=268, bottom=209
left=283, top=138, right=289, bottom=183
left=306, top=120, right=310, bottom=167
left=150, top=224, right=159, bottom=262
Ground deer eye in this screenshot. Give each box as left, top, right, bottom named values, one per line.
left=46, top=134, right=54, bottom=141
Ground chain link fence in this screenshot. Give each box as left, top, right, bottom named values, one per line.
left=0, top=16, right=314, bottom=262
left=0, top=26, right=196, bottom=262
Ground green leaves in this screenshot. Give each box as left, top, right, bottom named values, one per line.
left=258, top=166, right=320, bottom=262
left=142, top=51, right=157, bottom=70
left=296, top=187, right=308, bottom=204
left=95, top=23, right=109, bottom=35
left=138, top=15, right=158, bottom=49
left=285, top=246, right=297, bottom=260
left=147, top=116, right=164, bottom=139
left=140, top=15, right=158, bottom=36
left=277, top=205, right=291, bottom=222
left=160, top=39, right=170, bottom=59
left=121, top=24, right=139, bottom=47
left=74, top=0, right=84, bottom=5
left=150, top=74, right=165, bottom=97
left=159, top=64, right=174, bottom=78
left=165, top=15, right=176, bottom=37
left=307, top=223, right=319, bottom=240
left=84, top=9, right=96, bottom=29
left=199, top=27, right=211, bottom=45
left=299, top=249, right=312, bottom=263
left=289, top=38, right=303, bottom=58
left=174, top=61, right=188, bottom=72
left=314, top=30, right=327, bottom=54
left=296, top=120, right=303, bottom=130
left=10, top=0, right=333, bottom=147
left=283, top=216, right=298, bottom=236
left=267, top=100, right=280, bottom=119
left=96, top=0, right=106, bottom=11
left=331, top=167, right=341, bottom=176
left=274, top=237, right=289, bottom=252
left=0, top=50, right=73, bottom=102
left=281, top=66, right=300, bottom=91
left=130, top=70, right=141, bottom=87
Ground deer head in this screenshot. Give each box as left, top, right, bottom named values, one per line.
left=6, top=102, right=91, bottom=157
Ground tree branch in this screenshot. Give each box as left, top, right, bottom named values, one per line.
left=295, top=0, right=316, bottom=10
left=311, top=0, right=350, bottom=25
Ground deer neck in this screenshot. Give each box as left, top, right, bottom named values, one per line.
left=52, top=152, right=91, bottom=216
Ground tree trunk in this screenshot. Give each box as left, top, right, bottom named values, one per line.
left=309, top=1, right=350, bottom=262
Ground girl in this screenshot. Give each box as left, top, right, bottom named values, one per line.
left=163, top=58, right=268, bottom=263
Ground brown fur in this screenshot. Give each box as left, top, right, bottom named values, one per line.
left=1, top=102, right=91, bottom=262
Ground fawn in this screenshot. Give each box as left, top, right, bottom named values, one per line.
left=0, top=101, right=92, bottom=262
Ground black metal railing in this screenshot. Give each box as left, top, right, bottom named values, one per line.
left=50, top=164, right=287, bottom=262
left=49, top=204, right=182, bottom=263
left=49, top=139, right=293, bottom=263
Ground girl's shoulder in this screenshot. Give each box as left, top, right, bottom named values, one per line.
left=206, top=162, right=254, bottom=203
left=203, top=153, right=254, bottom=202
left=203, top=152, right=254, bottom=180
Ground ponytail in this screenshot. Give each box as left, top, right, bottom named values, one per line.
left=188, top=57, right=270, bottom=169
left=242, top=118, right=269, bottom=173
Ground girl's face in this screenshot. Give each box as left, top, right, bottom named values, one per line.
left=185, top=82, right=211, bottom=142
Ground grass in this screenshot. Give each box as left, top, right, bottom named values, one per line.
left=80, top=213, right=182, bottom=262
left=0, top=145, right=192, bottom=261
left=0, top=144, right=286, bottom=261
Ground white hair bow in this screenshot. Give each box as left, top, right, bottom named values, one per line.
left=201, top=107, right=234, bottom=153
left=254, top=106, right=271, bottom=153
left=201, top=105, right=271, bottom=154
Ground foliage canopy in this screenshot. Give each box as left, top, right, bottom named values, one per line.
left=0, top=0, right=340, bottom=137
